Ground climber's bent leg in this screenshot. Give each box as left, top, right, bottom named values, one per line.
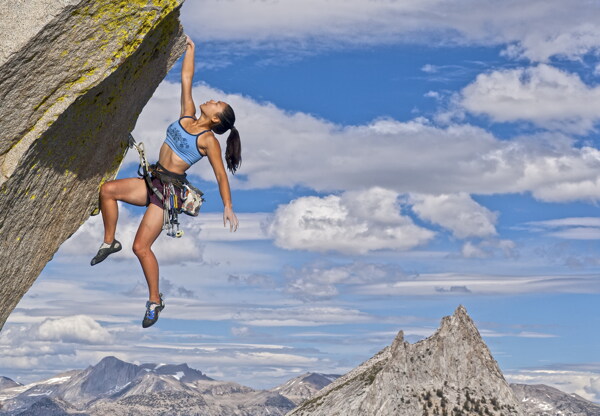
left=132, top=203, right=164, bottom=305
left=99, top=177, right=148, bottom=244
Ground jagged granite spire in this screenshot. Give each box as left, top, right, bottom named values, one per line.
left=288, top=306, right=523, bottom=416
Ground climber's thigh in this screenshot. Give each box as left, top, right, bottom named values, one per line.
left=101, top=178, right=148, bottom=207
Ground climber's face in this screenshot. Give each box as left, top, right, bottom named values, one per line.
left=200, top=100, right=227, bottom=120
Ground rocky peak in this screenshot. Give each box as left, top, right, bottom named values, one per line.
left=272, top=373, right=341, bottom=406
left=0, top=376, right=21, bottom=391
left=80, top=356, right=143, bottom=394
left=139, top=362, right=213, bottom=383
left=289, top=306, right=523, bottom=416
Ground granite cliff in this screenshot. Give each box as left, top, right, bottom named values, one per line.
left=0, top=0, right=186, bottom=330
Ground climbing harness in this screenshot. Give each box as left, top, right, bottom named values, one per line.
left=128, top=134, right=205, bottom=238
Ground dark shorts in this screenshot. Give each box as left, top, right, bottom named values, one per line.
left=146, top=177, right=183, bottom=209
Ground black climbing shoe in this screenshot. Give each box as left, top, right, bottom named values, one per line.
left=90, top=239, right=122, bottom=266
left=142, top=294, right=165, bottom=328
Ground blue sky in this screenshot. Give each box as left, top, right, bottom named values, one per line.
left=3, top=0, right=600, bottom=401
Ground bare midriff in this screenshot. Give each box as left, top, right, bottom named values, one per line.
left=158, top=142, right=195, bottom=174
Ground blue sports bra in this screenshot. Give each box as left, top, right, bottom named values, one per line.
left=164, top=116, right=209, bottom=165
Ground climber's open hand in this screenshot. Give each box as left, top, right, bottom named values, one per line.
left=224, top=206, right=239, bottom=232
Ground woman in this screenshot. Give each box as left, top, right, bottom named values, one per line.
left=91, top=36, right=240, bottom=328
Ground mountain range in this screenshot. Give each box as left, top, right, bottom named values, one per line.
left=1, top=307, right=599, bottom=415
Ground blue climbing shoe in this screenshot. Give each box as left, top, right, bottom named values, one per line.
left=142, top=294, right=165, bottom=328
left=90, top=239, right=122, bottom=266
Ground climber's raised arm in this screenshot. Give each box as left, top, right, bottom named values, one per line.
left=180, top=35, right=196, bottom=118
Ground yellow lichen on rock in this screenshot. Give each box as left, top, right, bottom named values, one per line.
left=90, top=0, right=180, bottom=69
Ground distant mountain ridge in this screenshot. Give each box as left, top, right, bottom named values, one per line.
left=0, top=356, right=293, bottom=416
left=511, top=383, right=600, bottom=416
left=0, top=378, right=20, bottom=391
left=271, top=373, right=341, bottom=406
left=1, top=308, right=600, bottom=415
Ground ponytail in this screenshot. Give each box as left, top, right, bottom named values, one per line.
left=212, top=104, right=242, bottom=174
left=225, top=127, right=241, bottom=174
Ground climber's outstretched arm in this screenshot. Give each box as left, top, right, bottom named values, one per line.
left=205, top=134, right=239, bottom=232
left=180, top=35, right=196, bottom=118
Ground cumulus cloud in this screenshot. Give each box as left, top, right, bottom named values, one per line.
left=35, top=315, right=113, bottom=344
left=181, top=0, right=600, bottom=63
left=0, top=315, right=115, bottom=377
left=265, top=188, right=435, bottom=254
left=132, top=82, right=600, bottom=203
left=411, top=193, right=498, bottom=239
left=507, top=367, right=600, bottom=402
left=461, top=64, right=600, bottom=133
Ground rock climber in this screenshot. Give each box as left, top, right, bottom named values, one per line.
left=90, top=35, right=240, bottom=328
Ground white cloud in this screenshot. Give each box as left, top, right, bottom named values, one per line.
left=548, top=227, right=600, bottom=240
left=231, top=326, right=251, bottom=337
left=0, top=316, right=117, bottom=377
left=35, top=315, right=113, bottom=344
left=359, top=272, right=600, bottom=296
left=460, top=239, right=517, bottom=259
left=422, top=64, right=438, bottom=74
left=233, top=306, right=374, bottom=327
left=461, top=64, right=600, bottom=133
left=507, top=368, right=600, bottom=402
left=181, top=0, right=600, bottom=63
left=479, top=329, right=557, bottom=339
left=461, top=241, right=488, bottom=259
left=501, top=22, right=600, bottom=62
left=587, top=377, right=600, bottom=401
left=0, top=319, right=333, bottom=388
left=528, top=217, right=600, bottom=228
left=284, top=262, right=408, bottom=301
left=524, top=217, right=600, bottom=240
left=411, top=193, right=498, bottom=239
left=132, top=81, right=600, bottom=203
left=265, top=188, right=435, bottom=254
left=189, top=213, right=269, bottom=241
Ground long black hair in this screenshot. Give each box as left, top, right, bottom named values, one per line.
left=212, top=104, right=241, bottom=174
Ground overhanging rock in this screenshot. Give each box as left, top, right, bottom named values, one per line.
left=0, top=0, right=186, bottom=330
